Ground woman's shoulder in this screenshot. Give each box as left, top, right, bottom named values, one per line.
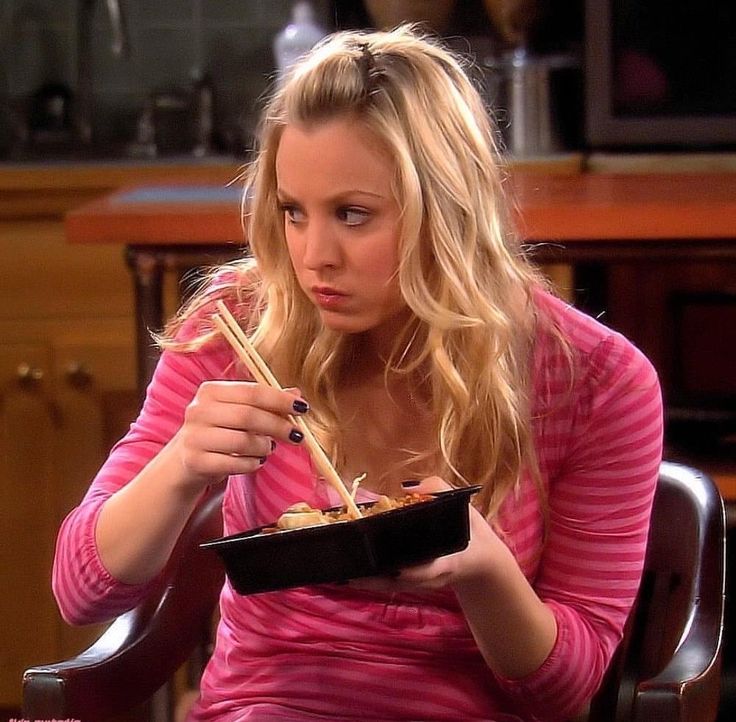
left=532, top=288, right=659, bottom=395
left=187, top=261, right=261, bottom=317
left=168, top=261, right=262, bottom=344
left=533, top=289, right=612, bottom=352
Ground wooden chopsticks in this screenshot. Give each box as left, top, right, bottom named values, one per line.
left=212, top=300, right=363, bottom=519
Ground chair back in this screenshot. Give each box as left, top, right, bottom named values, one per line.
left=589, top=461, right=726, bottom=722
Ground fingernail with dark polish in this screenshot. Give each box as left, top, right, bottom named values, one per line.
left=270, top=439, right=276, bottom=451
left=259, top=456, right=268, bottom=465
left=292, top=399, right=310, bottom=414
left=289, top=428, right=304, bottom=444
left=401, top=479, right=421, bottom=488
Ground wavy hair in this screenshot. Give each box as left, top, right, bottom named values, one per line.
left=163, top=25, right=548, bottom=519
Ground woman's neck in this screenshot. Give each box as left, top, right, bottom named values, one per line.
left=334, top=368, right=436, bottom=495
left=361, top=306, right=417, bottom=363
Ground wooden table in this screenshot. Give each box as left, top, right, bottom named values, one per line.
left=65, top=172, right=736, bottom=390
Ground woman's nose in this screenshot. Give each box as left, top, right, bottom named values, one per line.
left=302, top=218, right=341, bottom=270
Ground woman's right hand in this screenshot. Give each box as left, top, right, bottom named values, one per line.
left=168, top=380, right=309, bottom=493
left=95, top=380, right=309, bottom=585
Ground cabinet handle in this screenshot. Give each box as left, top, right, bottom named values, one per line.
left=65, top=361, right=93, bottom=388
left=16, top=362, right=44, bottom=386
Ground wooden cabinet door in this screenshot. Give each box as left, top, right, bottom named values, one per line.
left=0, top=337, right=137, bottom=707
left=0, top=344, right=58, bottom=706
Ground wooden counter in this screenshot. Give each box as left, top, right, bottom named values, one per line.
left=510, top=171, right=736, bottom=242
left=66, top=171, right=736, bottom=247
left=0, top=156, right=242, bottom=218
left=66, top=183, right=245, bottom=245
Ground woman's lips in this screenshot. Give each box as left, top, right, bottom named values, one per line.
left=312, top=286, right=349, bottom=309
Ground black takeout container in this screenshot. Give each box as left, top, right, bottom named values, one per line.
left=201, top=485, right=481, bottom=595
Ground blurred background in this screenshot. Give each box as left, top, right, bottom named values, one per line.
left=0, top=0, right=586, bottom=160
left=1, top=1, right=734, bottom=720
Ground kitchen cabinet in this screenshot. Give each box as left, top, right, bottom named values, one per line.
left=0, top=159, right=240, bottom=711
left=0, top=338, right=119, bottom=705
left=0, top=218, right=135, bottom=709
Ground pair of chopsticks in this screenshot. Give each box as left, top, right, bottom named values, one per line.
left=212, top=300, right=363, bottom=519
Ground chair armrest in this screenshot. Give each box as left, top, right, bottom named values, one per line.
left=23, top=489, right=224, bottom=721
left=23, top=602, right=187, bottom=719
left=632, top=598, right=725, bottom=722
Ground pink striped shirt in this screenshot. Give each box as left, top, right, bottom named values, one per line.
left=52, top=290, right=663, bottom=722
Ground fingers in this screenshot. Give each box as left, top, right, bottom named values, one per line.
left=177, top=443, right=268, bottom=479
left=348, top=559, right=452, bottom=593
left=189, top=380, right=309, bottom=444
left=197, top=380, right=309, bottom=419
left=196, top=426, right=273, bottom=458
left=401, top=476, right=453, bottom=494
left=174, top=381, right=311, bottom=486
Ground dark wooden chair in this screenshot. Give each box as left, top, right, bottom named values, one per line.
left=23, top=462, right=726, bottom=722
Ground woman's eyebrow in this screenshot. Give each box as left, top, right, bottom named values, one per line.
left=277, top=188, right=386, bottom=202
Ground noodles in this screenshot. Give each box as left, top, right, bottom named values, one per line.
left=267, top=492, right=433, bottom=533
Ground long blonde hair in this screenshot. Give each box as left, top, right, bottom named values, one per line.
left=164, top=26, right=547, bottom=518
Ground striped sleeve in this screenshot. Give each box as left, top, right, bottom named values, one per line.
left=496, top=331, right=663, bottom=720
left=52, top=330, right=233, bottom=625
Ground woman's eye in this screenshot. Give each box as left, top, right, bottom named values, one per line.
left=338, top=207, right=370, bottom=226
left=280, top=204, right=305, bottom=224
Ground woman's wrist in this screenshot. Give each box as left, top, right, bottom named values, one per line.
left=449, top=511, right=511, bottom=589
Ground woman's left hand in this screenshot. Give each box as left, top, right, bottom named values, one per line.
left=352, top=477, right=558, bottom=681
left=349, top=476, right=506, bottom=593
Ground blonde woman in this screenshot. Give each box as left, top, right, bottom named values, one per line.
left=53, top=26, right=663, bottom=722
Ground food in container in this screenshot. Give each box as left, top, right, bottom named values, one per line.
left=201, top=485, right=481, bottom=595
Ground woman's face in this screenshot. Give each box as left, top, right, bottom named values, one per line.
left=275, top=116, right=408, bottom=344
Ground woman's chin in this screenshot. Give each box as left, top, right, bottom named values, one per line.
left=318, top=316, right=367, bottom=335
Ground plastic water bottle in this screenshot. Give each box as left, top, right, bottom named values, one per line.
left=273, top=2, right=327, bottom=78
